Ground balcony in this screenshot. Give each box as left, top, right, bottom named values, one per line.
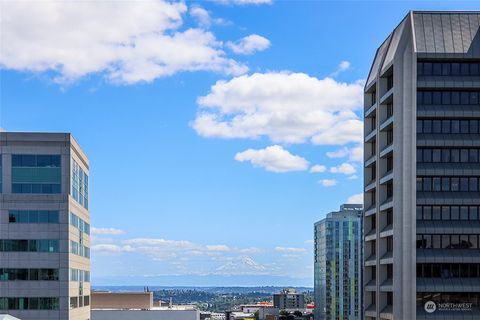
left=365, top=179, right=376, bottom=192
left=380, top=144, right=393, bottom=158
left=365, top=228, right=377, bottom=242
left=380, top=305, right=393, bottom=320
left=379, top=170, right=393, bottom=184
left=365, top=279, right=377, bottom=291
left=365, top=102, right=377, bottom=118
left=379, top=198, right=393, bottom=211
left=365, top=304, right=377, bottom=318
left=364, top=205, right=377, bottom=217
left=380, top=278, right=393, bottom=292
left=379, top=116, right=393, bottom=131
left=379, top=224, right=393, bottom=238
left=380, top=251, right=393, bottom=264
left=365, top=154, right=377, bottom=167
left=365, top=129, right=377, bottom=143
left=379, top=87, right=393, bottom=104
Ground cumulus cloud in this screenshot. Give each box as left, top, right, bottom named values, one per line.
left=330, top=163, right=356, bottom=175
left=319, top=179, right=337, bottom=187
left=310, top=165, right=327, bottom=173
left=193, top=72, right=363, bottom=145
left=234, top=145, right=309, bottom=173
left=347, top=193, right=363, bottom=204
left=206, top=245, right=231, bottom=252
left=330, top=60, right=351, bottom=77
left=227, top=34, right=271, bottom=55
left=0, top=1, right=247, bottom=84
left=348, top=175, right=359, bottom=180
left=213, top=0, right=272, bottom=5
left=275, top=247, right=307, bottom=253
left=91, top=227, right=126, bottom=235
left=327, top=145, right=363, bottom=162
left=189, top=5, right=225, bottom=28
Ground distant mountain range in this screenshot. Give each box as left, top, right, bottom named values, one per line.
left=93, top=285, right=313, bottom=294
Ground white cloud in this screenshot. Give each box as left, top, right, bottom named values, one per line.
left=304, top=240, right=314, bottom=245
left=91, top=244, right=125, bottom=254
left=310, top=164, right=327, bottom=173
left=347, top=193, right=363, bottom=204
left=330, top=163, right=356, bottom=175
left=348, top=175, right=359, bottom=180
left=330, top=60, right=351, bottom=77
left=213, top=0, right=272, bottom=5
left=189, top=6, right=225, bottom=28
left=91, top=227, right=126, bottom=235
left=0, top=1, right=247, bottom=84
left=234, top=145, right=309, bottom=173
left=275, top=247, right=307, bottom=253
left=193, top=72, right=363, bottom=145
left=319, top=179, right=337, bottom=187
left=206, top=245, right=231, bottom=252
left=227, top=34, right=271, bottom=55
left=327, top=145, right=363, bottom=162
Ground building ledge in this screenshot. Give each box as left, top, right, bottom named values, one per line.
left=365, top=102, right=377, bottom=118
left=379, top=198, right=393, bottom=211
left=365, top=154, right=377, bottom=167
left=380, top=88, right=393, bottom=104
left=417, top=249, right=480, bottom=263
left=380, top=251, right=393, bottom=264
left=365, top=129, right=377, bottom=143
left=365, top=254, right=377, bottom=267
left=365, top=304, right=376, bottom=318
left=365, top=179, right=376, bottom=192
left=379, top=116, right=393, bottom=131
left=379, top=171, right=393, bottom=185
left=365, top=229, right=377, bottom=242
left=379, top=224, right=393, bottom=238
left=380, top=279, right=393, bottom=292
left=417, top=277, right=480, bottom=292
left=365, top=279, right=376, bottom=291
left=417, top=220, right=480, bottom=234
left=380, top=305, right=393, bottom=320
left=380, top=144, right=393, bottom=158
left=364, top=205, right=377, bottom=217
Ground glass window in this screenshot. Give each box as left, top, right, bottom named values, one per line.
left=442, top=91, right=451, bottom=105
left=451, top=63, right=460, bottom=76
left=432, top=206, right=441, bottom=220
left=442, top=120, right=451, bottom=133
left=432, top=178, right=441, bottom=191
left=461, top=92, right=470, bottom=104
left=423, top=177, right=432, bottom=191
left=442, top=149, right=450, bottom=162
left=460, top=178, right=469, bottom=191
left=461, top=120, right=470, bottom=134
left=432, top=149, right=441, bottom=162
left=442, top=206, right=450, bottom=220
left=417, top=120, right=423, bottom=133
left=424, top=63, right=433, bottom=75
left=423, top=120, right=432, bottom=133
left=451, top=206, right=459, bottom=220
left=417, top=206, right=423, bottom=220
left=451, top=91, right=460, bottom=104
left=417, top=149, right=423, bottom=162
left=423, top=92, right=432, bottom=105
left=470, top=149, right=478, bottom=162
left=451, top=177, right=459, bottom=191
left=470, top=207, right=478, bottom=220
left=432, top=120, right=442, bottom=133
left=442, top=63, right=451, bottom=76
left=461, top=206, right=469, bottom=220
left=451, top=149, right=460, bottom=162
left=423, top=206, right=432, bottom=220
left=461, top=149, right=469, bottom=162
left=451, top=120, right=460, bottom=133
left=470, top=178, right=478, bottom=191
left=432, top=92, right=442, bottom=105
left=423, top=149, right=432, bottom=162
left=433, top=63, right=442, bottom=76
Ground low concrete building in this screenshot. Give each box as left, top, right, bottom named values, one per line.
left=91, top=291, right=200, bottom=320
left=273, top=289, right=305, bottom=310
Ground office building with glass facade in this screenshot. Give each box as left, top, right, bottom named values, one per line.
left=314, top=204, right=363, bottom=320
left=0, top=132, right=91, bottom=320
left=364, top=11, right=480, bottom=320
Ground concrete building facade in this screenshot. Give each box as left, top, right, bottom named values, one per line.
left=314, top=204, right=363, bottom=320
left=364, top=11, right=480, bottom=320
left=273, top=289, right=305, bottom=310
left=0, top=132, right=91, bottom=320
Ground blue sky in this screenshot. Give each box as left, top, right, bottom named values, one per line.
left=1, top=0, right=478, bottom=287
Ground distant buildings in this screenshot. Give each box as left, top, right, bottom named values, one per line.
left=0, top=132, right=91, bottom=320
left=363, top=10, right=480, bottom=319
left=314, top=204, right=363, bottom=320
left=273, top=289, right=305, bottom=310
left=91, top=291, right=200, bottom=320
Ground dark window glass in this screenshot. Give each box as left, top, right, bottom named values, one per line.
left=470, top=178, right=478, bottom=192
left=417, top=206, right=423, bottom=220
left=423, top=178, right=432, bottom=191
left=470, top=207, right=478, bottom=220
left=442, top=63, right=451, bottom=76
left=442, top=120, right=450, bottom=133
left=461, top=63, right=470, bottom=76
left=451, top=149, right=460, bottom=162
left=424, top=63, right=433, bottom=75
left=461, top=149, right=469, bottom=162
left=460, top=178, right=469, bottom=191
left=432, top=149, right=441, bottom=162
left=471, top=92, right=479, bottom=105
left=461, top=120, right=469, bottom=134
left=451, top=178, right=459, bottom=191
left=417, top=63, right=424, bottom=76
left=470, top=149, right=478, bottom=162
left=423, top=206, right=432, bottom=220
left=451, top=91, right=460, bottom=104
left=423, top=92, right=432, bottom=105
left=417, top=120, right=423, bottom=133
left=432, top=206, right=441, bottom=220
left=442, top=91, right=451, bottom=105
left=461, top=92, right=470, bottom=104
left=471, top=63, right=480, bottom=76
left=417, top=149, right=423, bottom=162
left=442, top=206, right=450, bottom=220
left=461, top=206, right=469, bottom=220
left=451, top=206, right=459, bottom=220
left=451, top=120, right=460, bottom=133
left=451, top=63, right=460, bottom=76
left=423, top=149, right=432, bottom=162
left=432, top=178, right=441, bottom=191
left=432, top=120, right=442, bottom=133
left=433, top=63, right=442, bottom=76
left=442, top=177, right=450, bottom=191
left=442, top=149, right=450, bottom=162
left=432, top=92, right=442, bottom=105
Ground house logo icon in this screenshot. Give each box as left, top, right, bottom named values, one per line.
left=424, top=301, right=436, bottom=313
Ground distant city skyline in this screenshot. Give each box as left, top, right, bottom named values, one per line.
left=1, top=1, right=478, bottom=286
